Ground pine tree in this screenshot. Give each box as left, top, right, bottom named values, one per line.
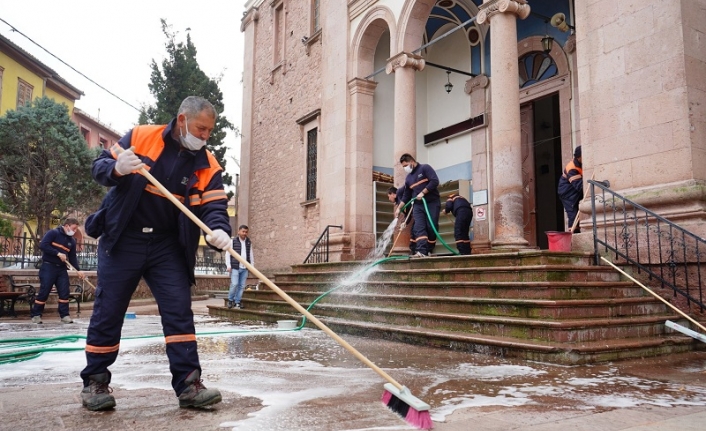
left=140, top=19, right=234, bottom=189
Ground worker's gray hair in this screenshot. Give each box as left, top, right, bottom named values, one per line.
left=178, top=96, right=217, bottom=119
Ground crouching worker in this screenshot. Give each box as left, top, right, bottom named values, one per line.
left=80, top=96, right=232, bottom=411
left=443, top=194, right=473, bottom=255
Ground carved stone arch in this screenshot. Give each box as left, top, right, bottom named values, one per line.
left=351, top=6, right=397, bottom=79
left=397, top=0, right=436, bottom=53
left=517, top=36, right=570, bottom=78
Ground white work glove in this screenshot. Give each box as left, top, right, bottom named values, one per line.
left=416, top=192, right=425, bottom=201
left=115, top=147, right=144, bottom=176
left=57, top=252, right=67, bottom=262
left=206, top=229, right=231, bottom=250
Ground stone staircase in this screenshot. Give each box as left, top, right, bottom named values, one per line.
left=207, top=251, right=698, bottom=364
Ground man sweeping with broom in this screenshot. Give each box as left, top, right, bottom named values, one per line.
left=81, top=96, right=231, bottom=411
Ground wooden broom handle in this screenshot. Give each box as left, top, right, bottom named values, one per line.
left=570, top=171, right=595, bottom=233
left=133, top=163, right=405, bottom=390
left=601, top=257, right=706, bottom=334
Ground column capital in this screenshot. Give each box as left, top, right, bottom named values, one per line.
left=477, top=0, right=530, bottom=25
left=385, top=52, right=425, bottom=74
left=240, top=7, right=259, bottom=32
left=464, top=74, right=489, bottom=94
left=348, top=78, right=378, bottom=96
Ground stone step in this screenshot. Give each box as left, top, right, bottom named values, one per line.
left=206, top=305, right=694, bottom=364
left=274, top=265, right=622, bottom=284
left=228, top=292, right=668, bottom=319
left=216, top=298, right=679, bottom=343
left=289, top=251, right=594, bottom=273
left=255, top=280, right=648, bottom=300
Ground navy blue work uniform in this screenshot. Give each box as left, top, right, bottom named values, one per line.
left=81, top=119, right=231, bottom=397
left=395, top=185, right=416, bottom=254
left=31, top=226, right=81, bottom=319
left=402, top=163, right=441, bottom=255
left=444, top=194, right=473, bottom=255
left=557, top=157, right=583, bottom=233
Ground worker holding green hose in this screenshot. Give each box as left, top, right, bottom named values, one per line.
left=396, top=153, right=441, bottom=258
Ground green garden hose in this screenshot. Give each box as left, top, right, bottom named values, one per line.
left=0, top=255, right=410, bottom=364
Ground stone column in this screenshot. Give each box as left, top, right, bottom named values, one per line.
left=386, top=52, right=425, bottom=255
left=238, top=7, right=259, bottom=227
left=347, top=78, right=378, bottom=260
left=478, top=0, right=531, bottom=249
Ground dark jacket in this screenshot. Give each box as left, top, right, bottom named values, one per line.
left=402, top=163, right=440, bottom=204
left=229, top=236, right=253, bottom=268
left=557, top=158, right=584, bottom=202
left=444, top=194, right=472, bottom=217
left=86, top=119, right=231, bottom=284
left=40, top=226, right=80, bottom=270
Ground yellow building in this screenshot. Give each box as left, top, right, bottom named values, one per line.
left=1, top=32, right=83, bottom=237
left=0, top=33, right=82, bottom=116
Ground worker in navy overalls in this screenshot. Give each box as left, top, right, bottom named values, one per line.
left=443, top=194, right=473, bottom=255
left=30, top=218, right=86, bottom=324
left=80, top=96, right=232, bottom=411
left=396, top=153, right=441, bottom=257
left=557, top=146, right=583, bottom=232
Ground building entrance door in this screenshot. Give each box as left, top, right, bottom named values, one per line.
left=521, top=93, right=564, bottom=249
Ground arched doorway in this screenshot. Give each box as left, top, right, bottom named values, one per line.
left=518, top=36, right=573, bottom=248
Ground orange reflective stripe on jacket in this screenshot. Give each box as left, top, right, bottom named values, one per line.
left=51, top=242, right=70, bottom=253
left=562, top=160, right=583, bottom=184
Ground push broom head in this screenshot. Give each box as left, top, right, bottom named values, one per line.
left=381, top=383, right=433, bottom=429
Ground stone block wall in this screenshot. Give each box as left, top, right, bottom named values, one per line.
left=243, top=1, right=324, bottom=273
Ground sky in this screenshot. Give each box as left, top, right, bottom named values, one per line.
left=0, top=0, right=245, bottom=179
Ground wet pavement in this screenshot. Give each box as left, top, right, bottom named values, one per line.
left=1, top=298, right=706, bottom=430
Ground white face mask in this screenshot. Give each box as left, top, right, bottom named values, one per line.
left=180, top=118, right=207, bottom=151
left=65, top=228, right=75, bottom=237
left=403, top=164, right=413, bottom=174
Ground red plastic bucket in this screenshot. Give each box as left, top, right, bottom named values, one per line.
left=546, top=231, right=572, bottom=252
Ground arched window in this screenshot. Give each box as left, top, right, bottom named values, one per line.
left=518, top=51, right=558, bottom=88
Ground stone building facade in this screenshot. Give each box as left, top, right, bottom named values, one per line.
left=240, top=0, right=706, bottom=273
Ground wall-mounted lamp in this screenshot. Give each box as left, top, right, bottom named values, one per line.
left=444, top=71, right=453, bottom=94
left=541, top=35, right=554, bottom=53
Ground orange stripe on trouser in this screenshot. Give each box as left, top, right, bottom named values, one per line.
left=165, top=334, right=197, bottom=343
left=34, top=299, right=46, bottom=305
left=58, top=299, right=70, bottom=303
left=86, top=343, right=120, bottom=354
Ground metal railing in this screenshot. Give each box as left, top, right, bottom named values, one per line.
left=590, top=180, right=705, bottom=312
left=1, top=234, right=226, bottom=274
left=303, top=225, right=343, bottom=264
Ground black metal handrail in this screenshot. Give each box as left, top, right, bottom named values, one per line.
left=304, top=225, right=343, bottom=264
left=590, top=180, right=705, bottom=311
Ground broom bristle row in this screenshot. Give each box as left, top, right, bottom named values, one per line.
left=382, top=389, right=433, bottom=430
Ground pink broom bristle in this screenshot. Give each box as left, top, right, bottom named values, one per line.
left=382, top=389, right=433, bottom=430
left=406, top=408, right=433, bottom=429
left=381, top=390, right=392, bottom=404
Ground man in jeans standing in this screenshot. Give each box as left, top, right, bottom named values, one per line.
left=226, top=225, right=253, bottom=309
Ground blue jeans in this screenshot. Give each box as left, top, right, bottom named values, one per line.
left=228, top=267, right=249, bottom=304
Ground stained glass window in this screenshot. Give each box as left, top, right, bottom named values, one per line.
left=518, top=51, right=558, bottom=88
